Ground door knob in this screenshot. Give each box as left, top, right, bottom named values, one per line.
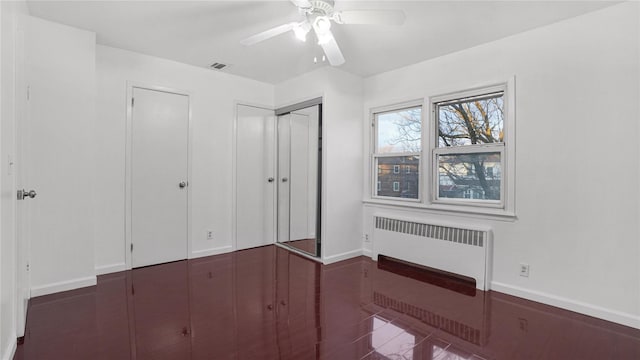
left=267, top=177, right=274, bottom=183
left=179, top=182, right=187, bottom=188
left=17, top=189, right=37, bottom=200
left=281, top=177, right=288, bottom=183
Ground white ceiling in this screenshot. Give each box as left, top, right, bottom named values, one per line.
left=26, top=0, right=618, bottom=84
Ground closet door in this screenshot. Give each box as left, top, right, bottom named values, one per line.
left=130, top=87, right=189, bottom=268
left=276, top=104, right=321, bottom=257
left=235, top=105, right=276, bottom=250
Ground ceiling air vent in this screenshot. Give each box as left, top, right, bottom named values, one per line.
left=209, top=62, right=228, bottom=70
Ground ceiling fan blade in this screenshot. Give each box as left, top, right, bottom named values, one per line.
left=334, top=10, right=406, bottom=25
left=319, top=32, right=345, bottom=66
left=290, top=0, right=312, bottom=9
left=240, top=22, right=297, bottom=46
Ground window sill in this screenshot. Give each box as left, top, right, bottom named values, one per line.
left=362, top=198, right=517, bottom=221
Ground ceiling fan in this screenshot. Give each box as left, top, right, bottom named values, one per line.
left=240, top=0, right=405, bottom=66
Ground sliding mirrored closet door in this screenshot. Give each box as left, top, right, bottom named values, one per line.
left=277, top=105, right=321, bottom=257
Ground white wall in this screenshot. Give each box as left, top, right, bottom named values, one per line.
left=0, top=1, right=28, bottom=359
left=25, top=16, right=97, bottom=296
left=95, top=45, right=274, bottom=272
left=361, top=2, right=639, bottom=328
left=275, top=67, right=364, bottom=263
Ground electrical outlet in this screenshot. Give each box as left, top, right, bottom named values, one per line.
left=363, top=234, right=370, bottom=242
left=206, top=230, right=214, bottom=240
left=519, top=263, right=530, bottom=277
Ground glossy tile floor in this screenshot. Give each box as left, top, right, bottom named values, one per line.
left=14, top=245, right=640, bottom=360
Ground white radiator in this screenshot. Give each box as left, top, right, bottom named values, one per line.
left=372, top=215, right=493, bottom=290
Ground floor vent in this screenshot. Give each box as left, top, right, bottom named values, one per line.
left=372, top=215, right=492, bottom=290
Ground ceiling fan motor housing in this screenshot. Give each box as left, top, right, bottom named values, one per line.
left=307, top=0, right=335, bottom=16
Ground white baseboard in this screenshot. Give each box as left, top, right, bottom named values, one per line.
left=491, top=281, right=640, bottom=330
left=1, top=334, right=16, bottom=360
left=95, top=262, right=127, bottom=275
left=323, top=248, right=363, bottom=265
left=362, top=248, right=373, bottom=258
left=30, top=276, right=97, bottom=298
left=190, top=245, right=233, bottom=259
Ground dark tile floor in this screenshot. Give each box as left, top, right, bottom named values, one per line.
left=14, top=245, right=640, bottom=360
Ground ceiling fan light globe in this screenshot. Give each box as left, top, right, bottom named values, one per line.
left=316, top=32, right=332, bottom=45
left=293, top=26, right=307, bottom=42
left=314, top=16, right=331, bottom=33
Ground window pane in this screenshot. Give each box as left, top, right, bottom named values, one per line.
left=438, top=153, right=501, bottom=200
left=376, top=107, right=422, bottom=153
left=376, top=156, right=419, bottom=199
left=437, top=94, right=503, bottom=147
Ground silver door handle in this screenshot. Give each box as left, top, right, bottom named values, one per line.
left=281, top=177, right=288, bottom=183
left=179, top=182, right=187, bottom=188
left=17, top=189, right=37, bottom=200
left=267, top=177, right=274, bottom=183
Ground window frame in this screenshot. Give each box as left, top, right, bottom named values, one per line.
left=370, top=100, right=425, bottom=203
left=366, top=77, right=515, bottom=218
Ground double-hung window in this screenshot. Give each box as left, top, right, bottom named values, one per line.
left=368, top=79, right=515, bottom=216
left=372, top=104, right=422, bottom=200
left=431, top=83, right=512, bottom=211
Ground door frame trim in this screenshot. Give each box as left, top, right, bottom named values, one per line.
left=125, top=82, right=193, bottom=270
left=15, top=25, right=30, bottom=337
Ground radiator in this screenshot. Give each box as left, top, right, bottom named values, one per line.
left=372, top=215, right=492, bottom=290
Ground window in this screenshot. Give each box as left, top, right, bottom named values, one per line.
left=367, top=78, right=514, bottom=216
left=372, top=104, right=422, bottom=200
left=432, top=86, right=508, bottom=208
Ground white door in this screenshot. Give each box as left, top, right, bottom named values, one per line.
left=18, top=16, right=96, bottom=320
left=130, top=87, right=189, bottom=268
left=235, top=105, right=276, bottom=250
